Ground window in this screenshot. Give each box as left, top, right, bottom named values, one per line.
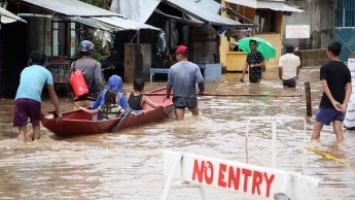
left=255, top=9, right=277, bottom=33
left=336, top=0, right=355, bottom=27
left=52, top=21, right=77, bottom=57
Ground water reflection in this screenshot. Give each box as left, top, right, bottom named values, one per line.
left=0, top=68, right=354, bottom=199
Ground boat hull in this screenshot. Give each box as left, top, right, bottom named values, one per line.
left=41, top=87, right=174, bottom=137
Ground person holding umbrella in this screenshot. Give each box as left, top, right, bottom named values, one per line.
left=240, top=39, right=265, bottom=83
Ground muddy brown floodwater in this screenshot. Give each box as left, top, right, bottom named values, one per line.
left=0, top=68, right=354, bottom=200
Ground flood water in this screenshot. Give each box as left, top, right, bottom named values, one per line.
left=0, top=67, right=355, bottom=200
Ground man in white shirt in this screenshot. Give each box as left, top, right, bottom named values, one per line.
left=278, top=45, right=301, bottom=88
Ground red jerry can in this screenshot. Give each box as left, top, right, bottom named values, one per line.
left=70, top=67, right=89, bottom=98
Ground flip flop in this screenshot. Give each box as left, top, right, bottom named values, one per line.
left=111, top=108, right=132, bottom=133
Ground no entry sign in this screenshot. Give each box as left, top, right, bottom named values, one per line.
left=163, top=151, right=321, bottom=200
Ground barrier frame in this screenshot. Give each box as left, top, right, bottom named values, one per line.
left=245, top=116, right=307, bottom=168
left=162, top=117, right=318, bottom=200
left=161, top=153, right=208, bottom=200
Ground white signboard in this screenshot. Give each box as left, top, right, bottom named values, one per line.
left=348, top=58, right=355, bottom=87
left=286, top=25, right=310, bottom=39
left=344, top=58, right=355, bottom=128
left=163, top=151, right=321, bottom=200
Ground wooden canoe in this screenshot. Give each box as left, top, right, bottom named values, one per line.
left=41, top=87, right=174, bottom=137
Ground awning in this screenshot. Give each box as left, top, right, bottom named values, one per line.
left=70, top=17, right=160, bottom=32
left=152, top=8, right=202, bottom=26
left=70, top=17, right=122, bottom=32
left=110, top=0, right=160, bottom=24
left=225, top=0, right=304, bottom=13
left=94, top=17, right=161, bottom=31
left=111, top=0, right=243, bottom=27
left=19, top=0, right=123, bottom=17
left=163, top=0, right=242, bottom=27
left=0, top=7, right=27, bottom=23
left=17, top=0, right=160, bottom=31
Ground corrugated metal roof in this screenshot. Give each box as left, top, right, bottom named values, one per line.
left=20, top=0, right=122, bottom=17
left=70, top=17, right=120, bottom=31
left=163, top=0, right=242, bottom=26
left=258, top=1, right=303, bottom=12
left=0, top=7, right=27, bottom=23
left=225, top=0, right=304, bottom=13
left=71, top=17, right=161, bottom=32
left=94, top=17, right=161, bottom=31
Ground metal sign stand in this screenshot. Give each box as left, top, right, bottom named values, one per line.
left=162, top=116, right=309, bottom=200
left=161, top=153, right=208, bottom=200
left=245, top=116, right=307, bottom=167
left=245, top=116, right=307, bottom=200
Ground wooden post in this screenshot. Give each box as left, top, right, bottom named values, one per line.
left=124, top=43, right=151, bottom=83
left=305, top=82, right=312, bottom=116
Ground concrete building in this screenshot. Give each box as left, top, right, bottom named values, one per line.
left=282, top=0, right=335, bottom=50
left=283, top=0, right=355, bottom=63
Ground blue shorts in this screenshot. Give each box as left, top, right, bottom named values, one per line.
left=315, top=108, right=344, bottom=125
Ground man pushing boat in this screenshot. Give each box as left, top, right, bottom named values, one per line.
left=164, top=45, right=205, bottom=121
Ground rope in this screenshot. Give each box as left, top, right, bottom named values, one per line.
left=306, top=146, right=354, bottom=168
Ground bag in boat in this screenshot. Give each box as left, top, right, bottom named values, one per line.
left=70, top=63, right=89, bottom=98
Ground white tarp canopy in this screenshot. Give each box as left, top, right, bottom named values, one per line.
left=111, top=0, right=160, bottom=24
left=111, top=0, right=243, bottom=27
left=225, top=0, right=304, bottom=13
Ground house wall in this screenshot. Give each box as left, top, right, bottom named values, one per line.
left=257, top=33, right=282, bottom=68
left=189, top=26, right=219, bottom=64
left=282, top=0, right=335, bottom=49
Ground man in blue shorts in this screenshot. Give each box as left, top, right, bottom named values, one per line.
left=311, top=42, right=352, bottom=141
left=164, top=45, right=205, bottom=120
left=13, top=50, right=62, bottom=142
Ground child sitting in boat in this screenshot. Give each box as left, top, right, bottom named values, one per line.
left=125, top=78, right=165, bottom=114
left=90, top=75, right=130, bottom=120
left=80, top=90, right=129, bottom=120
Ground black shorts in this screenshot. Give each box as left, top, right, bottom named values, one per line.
left=173, top=97, right=197, bottom=109
left=282, top=77, right=297, bottom=87
left=249, top=67, right=262, bottom=83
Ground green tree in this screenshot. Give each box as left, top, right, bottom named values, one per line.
left=79, top=0, right=110, bottom=9
left=78, top=0, right=113, bottom=62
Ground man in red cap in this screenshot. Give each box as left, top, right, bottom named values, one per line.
left=164, top=45, right=205, bottom=120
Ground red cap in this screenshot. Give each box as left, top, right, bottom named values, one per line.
left=175, top=45, right=188, bottom=54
